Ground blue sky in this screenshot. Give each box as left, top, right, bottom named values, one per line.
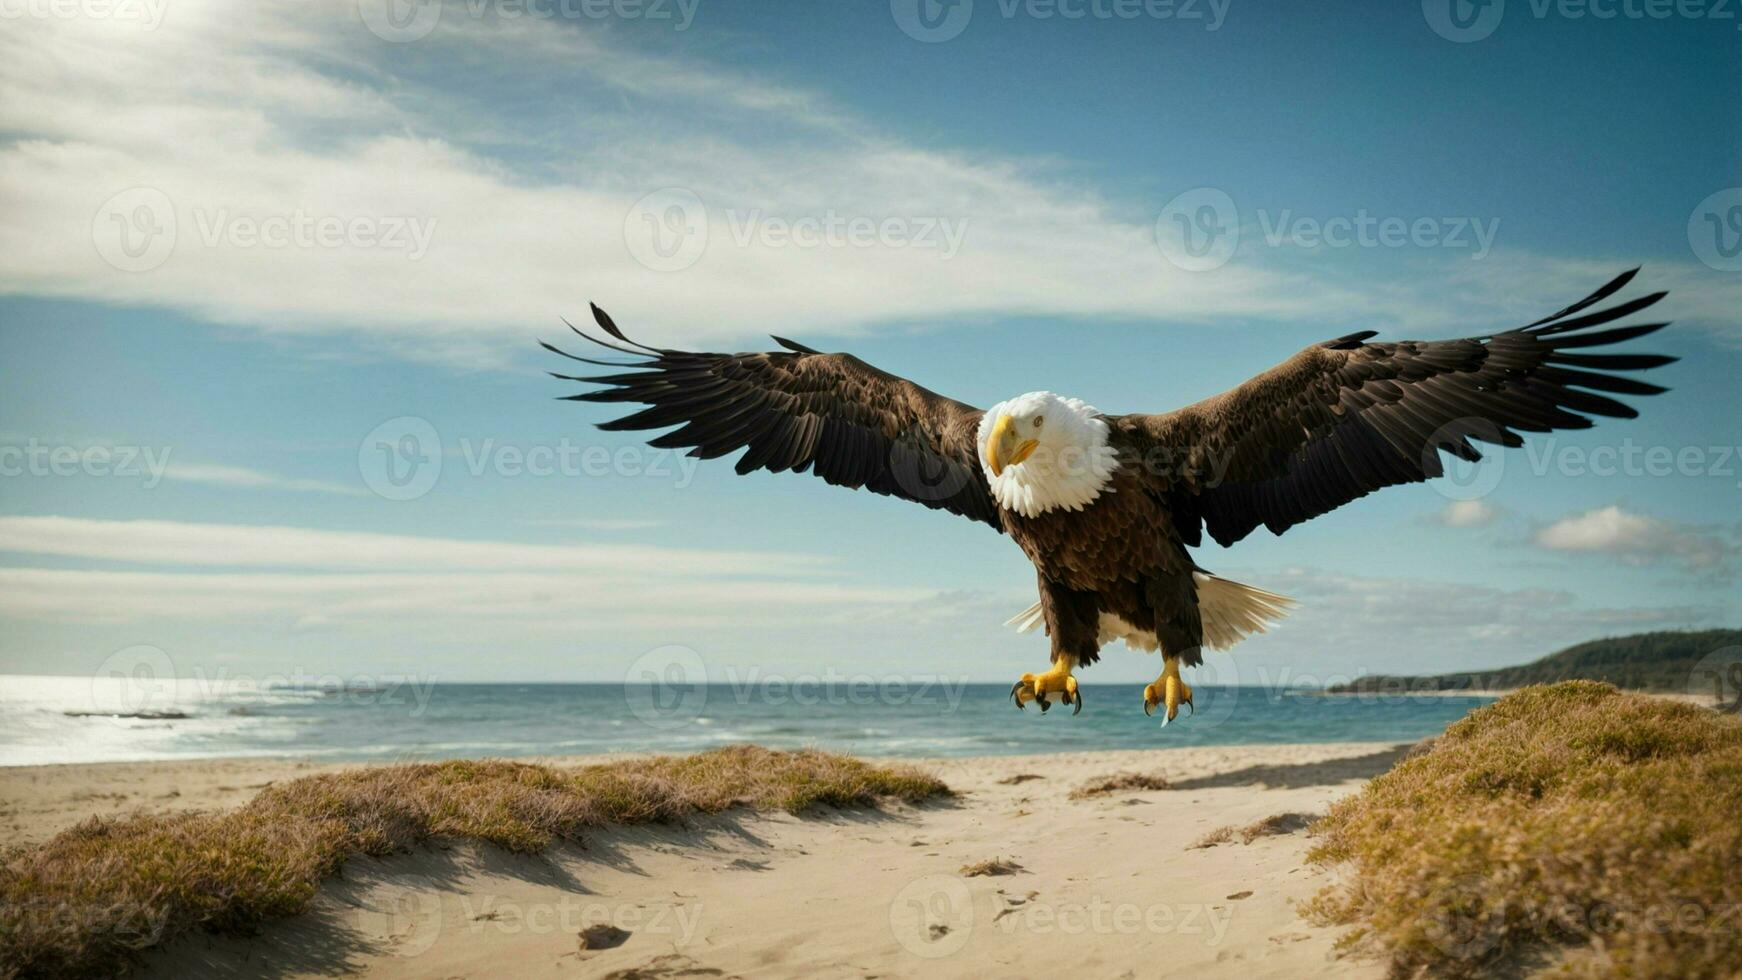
left=0, top=0, right=1738, bottom=688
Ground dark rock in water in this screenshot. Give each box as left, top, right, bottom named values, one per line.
left=64, top=709, right=189, bottom=720
left=577, top=924, right=631, bottom=950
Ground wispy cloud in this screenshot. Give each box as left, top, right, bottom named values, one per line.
left=519, top=518, right=666, bottom=532
left=163, top=462, right=365, bottom=496
left=0, top=567, right=932, bottom=631
left=0, top=516, right=825, bottom=575
left=0, top=516, right=935, bottom=635
left=2, top=2, right=1734, bottom=367
left=1426, top=500, right=1505, bottom=529
left=0, top=513, right=1726, bottom=676
left=1227, top=564, right=1727, bottom=680
left=1531, top=505, right=1737, bottom=577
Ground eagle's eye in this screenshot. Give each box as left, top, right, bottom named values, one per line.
left=1032, top=415, right=1045, bottom=430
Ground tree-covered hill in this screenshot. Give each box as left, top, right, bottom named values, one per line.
left=1326, top=629, right=1742, bottom=695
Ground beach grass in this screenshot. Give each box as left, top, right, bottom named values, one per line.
left=1305, top=681, right=1742, bottom=978
left=1191, top=811, right=1316, bottom=849
left=959, top=857, right=1024, bottom=877
left=1067, top=771, right=1171, bottom=799
left=0, top=745, right=948, bottom=980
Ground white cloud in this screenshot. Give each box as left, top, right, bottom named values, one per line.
left=1533, top=505, right=1735, bottom=575
left=163, top=462, right=365, bottom=495
left=0, top=515, right=826, bottom=575
left=1430, top=500, right=1503, bottom=528
left=1220, top=565, right=1727, bottom=682
left=1536, top=505, right=1657, bottom=551
left=1, top=2, right=1733, bottom=366
left=0, top=567, right=930, bottom=631
left=0, top=515, right=1728, bottom=679
left=0, top=516, right=935, bottom=637
left=519, top=518, right=666, bottom=531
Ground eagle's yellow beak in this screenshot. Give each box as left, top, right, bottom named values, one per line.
left=987, top=414, right=1039, bottom=477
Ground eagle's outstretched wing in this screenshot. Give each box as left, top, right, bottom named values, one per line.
left=548, top=306, right=1000, bottom=530
left=1114, top=269, right=1675, bottom=548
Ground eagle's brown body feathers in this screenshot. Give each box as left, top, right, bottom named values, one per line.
left=1002, top=441, right=1200, bottom=667
left=550, top=270, right=1674, bottom=677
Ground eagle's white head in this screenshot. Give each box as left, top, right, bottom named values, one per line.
left=977, top=391, right=1119, bottom=518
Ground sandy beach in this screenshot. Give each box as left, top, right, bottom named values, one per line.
left=2, top=741, right=1408, bottom=978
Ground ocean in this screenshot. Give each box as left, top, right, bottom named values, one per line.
left=0, top=674, right=1493, bottom=767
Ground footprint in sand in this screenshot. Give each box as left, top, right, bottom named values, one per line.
left=578, top=924, right=632, bottom=950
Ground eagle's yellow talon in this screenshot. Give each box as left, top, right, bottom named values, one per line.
left=1143, top=659, right=1193, bottom=725
left=1010, top=662, right=1082, bottom=716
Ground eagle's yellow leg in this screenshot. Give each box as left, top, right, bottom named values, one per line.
left=1143, top=657, right=1193, bottom=725
left=1010, top=658, right=1082, bottom=715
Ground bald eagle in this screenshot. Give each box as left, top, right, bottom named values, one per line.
left=547, top=270, right=1673, bottom=723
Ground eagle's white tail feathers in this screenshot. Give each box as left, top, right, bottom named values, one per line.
left=1003, top=573, right=1296, bottom=653
left=1193, top=572, right=1296, bottom=651
left=1004, top=601, right=1045, bottom=633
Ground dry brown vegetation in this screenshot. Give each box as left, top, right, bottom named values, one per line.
left=0, top=746, right=948, bottom=980
left=1190, top=825, right=1234, bottom=849
left=1305, top=681, right=1742, bottom=978
left=1192, top=811, right=1316, bottom=849
left=959, top=858, right=1025, bottom=877
left=1238, top=811, right=1314, bottom=842
left=1068, top=771, right=1171, bottom=799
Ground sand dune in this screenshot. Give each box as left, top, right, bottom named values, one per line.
left=4, top=743, right=1407, bottom=978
